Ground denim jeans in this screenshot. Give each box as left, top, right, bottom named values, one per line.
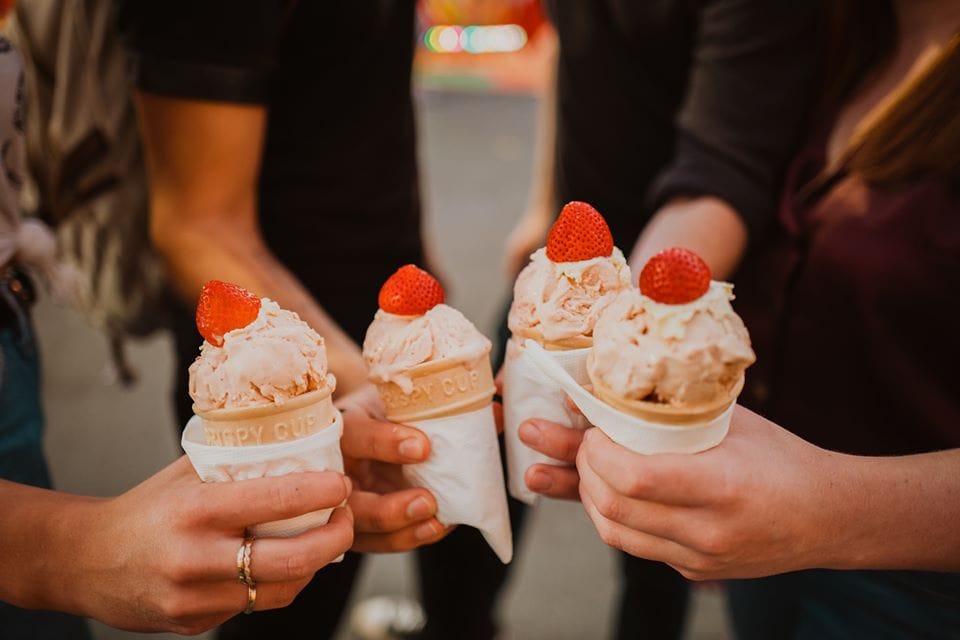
left=0, top=320, right=92, bottom=639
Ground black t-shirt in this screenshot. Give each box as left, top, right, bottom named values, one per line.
left=547, top=0, right=821, bottom=250
left=119, top=0, right=423, bottom=344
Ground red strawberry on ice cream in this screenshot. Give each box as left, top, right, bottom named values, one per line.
left=378, top=264, right=446, bottom=315
left=508, top=201, right=631, bottom=345
left=196, top=280, right=261, bottom=347
left=546, top=201, right=614, bottom=262
left=639, top=247, right=711, bottom=305
left=189, top=280, right=335, bottom=412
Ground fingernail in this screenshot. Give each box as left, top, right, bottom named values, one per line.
left=406, top=496, right=434, bottom=520
left=342, top=475, right=353, bottom=495
left=528, top=470, right=552, bottom=491
left=399, top=437, right=425, bottom=460
left=415, top=520, right=441, bottom=541
left=519, top=420, right=542, bottom=446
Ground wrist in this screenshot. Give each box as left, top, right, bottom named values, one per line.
left=809, top=450, right=887, bottom=571
left=40, top=495, right=111, bottom=616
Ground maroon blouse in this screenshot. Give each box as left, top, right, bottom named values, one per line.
left=736, top=130, right=960, bottom=456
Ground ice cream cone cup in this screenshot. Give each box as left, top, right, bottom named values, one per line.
left=514, top=328, right=593, bottom=351
left=377, top=358, right=496, bottom=423
left=194, top=387, right=336, bottom=447
left=588, top=357, right=744, bottom=427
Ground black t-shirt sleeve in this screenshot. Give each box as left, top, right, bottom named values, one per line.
left=648, top=0, right=821, bottom=242
left=117, top=0, right=288, bottom=104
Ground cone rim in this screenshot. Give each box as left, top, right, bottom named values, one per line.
left=193, top=386, right=333, bottom=422
left=587, top=354, right=743, bottom=425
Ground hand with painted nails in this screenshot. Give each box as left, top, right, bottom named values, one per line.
left=337, top=385, right=449, bottom=552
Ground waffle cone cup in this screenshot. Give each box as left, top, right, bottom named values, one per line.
left=588, top=359, right=744, bottom=427
left=514, top=328, right=593, bottom=351
left=194, top=387, right=336, bottom=447
left=377, top=358, right=496, bottom=423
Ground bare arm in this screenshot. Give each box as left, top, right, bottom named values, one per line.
left=627, top=196, right=748, bottom=280
left=0, top=459, right=352, bottom=633
left=135, top=93, right=449, bottom=553
left=829, top=447, right=960, bottom=572
left=134, top=92, right=367, bottom=395
left=576, top=407, right=960, bottom=578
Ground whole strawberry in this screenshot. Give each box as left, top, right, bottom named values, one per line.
left=546, top=201, right=614, bottom=262
left=639, top=248, right=711, bottom=304
left=196, top=280, right=261, bottom=346
left=379, top=264, right=445, bottom=315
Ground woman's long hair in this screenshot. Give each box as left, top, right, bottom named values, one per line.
left=823, top=1, right=960, bottom=185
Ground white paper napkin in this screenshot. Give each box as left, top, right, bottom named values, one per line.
left=406, top=404, right=513, bottom=563
left=182, top=411, right=345, bottom=538
left=502, top=339, right=591, bottom=505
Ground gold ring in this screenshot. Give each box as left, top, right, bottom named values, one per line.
left=236, top=536, right=255, bottom=586
left=244, top=584, right=257, bottom=614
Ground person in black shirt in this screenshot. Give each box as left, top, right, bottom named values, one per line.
left=409, top=3, right=821, bottom=640
left=119, top=2, right=450, bottom=638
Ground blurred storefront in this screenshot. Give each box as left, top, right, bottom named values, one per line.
left=415, top=0, right=554, bottom=94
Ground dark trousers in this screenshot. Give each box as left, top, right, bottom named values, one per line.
left=728, top=570, right=960, bottom=640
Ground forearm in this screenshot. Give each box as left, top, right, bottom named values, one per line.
left=826, top=449, right=960, bottom=572
left=629, top=196, right=747, bottom=280
left=135, top=92, right=367, bottom=395
left=154, top=214, right=368, bottom=395
left=0, top=481, right=104, bottom=612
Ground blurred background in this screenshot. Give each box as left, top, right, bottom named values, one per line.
left=34, top=2, right=730, bottom=638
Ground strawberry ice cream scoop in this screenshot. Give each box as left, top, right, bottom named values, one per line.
left=189, top=297, right=336, bottom=412
left=363, top=305, right=492, bottom=394
left=508, top=202, right=632, bottom=344
left=589, top=281, right=755, bottom=407
left=508, top=246, right=632, bottom=343
left=363, top=264, right=492, bottom=394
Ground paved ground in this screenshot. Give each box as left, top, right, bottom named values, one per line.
left=35, top=91, right=731, bottom=640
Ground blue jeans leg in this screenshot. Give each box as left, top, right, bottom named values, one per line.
left=0, top=327, right=92, bottom=640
